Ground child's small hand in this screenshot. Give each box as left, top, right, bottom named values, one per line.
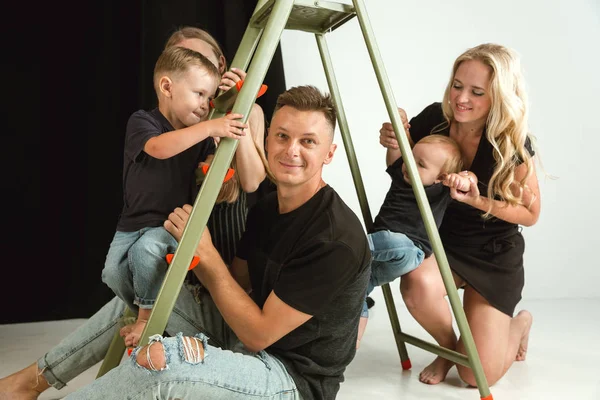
left=443, top=172, right=472, bottom=192
left=207, top=113, right=247, bottom=139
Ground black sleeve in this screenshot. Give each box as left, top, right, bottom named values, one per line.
left=408, top=102, right=445, bottom=143
left=273, top=240, right=359, bottom=316
left=198, top=138, right=216, bottom=164
left=124, top=111, right=162, bottom=163
left=524, top=135, right=535, bottom=157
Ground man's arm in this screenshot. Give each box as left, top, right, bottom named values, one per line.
left=195, top=244, right=311, bottom=353
left=164, top=205, right=312, bottom=352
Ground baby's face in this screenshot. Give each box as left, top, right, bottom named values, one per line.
left=401, top=142, right=448, bottom=186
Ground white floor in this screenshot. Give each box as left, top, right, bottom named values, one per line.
left=1, top=291, right=599, bottom=400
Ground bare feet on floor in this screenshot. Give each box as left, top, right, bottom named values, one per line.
left=515, top=310, right=533, bottom=361
left=419, top=356, right=454, bottom=385
left=0, top=364, right=49, bottom=400
left=119, top=318, right=148, bottom=347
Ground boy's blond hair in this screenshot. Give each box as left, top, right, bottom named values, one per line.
left=153, top=46, right=220, bottom=95
left=416, top=135, right=463, bottom=175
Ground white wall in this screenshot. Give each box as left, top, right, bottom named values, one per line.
left=279, top=0, right=600, bottom=300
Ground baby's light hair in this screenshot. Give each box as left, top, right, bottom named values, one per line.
left=416, top=134, right=463, bottom=175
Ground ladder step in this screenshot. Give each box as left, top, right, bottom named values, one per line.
left=251, top=0, right=356, bottom=34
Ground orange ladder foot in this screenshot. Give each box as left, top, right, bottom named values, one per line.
left=166, top=253, right=200, bottom=270
left=201, top=164, right=235, bottom=183
left=481, top=395, right=494, bottom=400
left=401, top=359, right=412, bottom=370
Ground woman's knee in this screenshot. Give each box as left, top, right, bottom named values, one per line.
left=456, top=340, right=503, bottom=387
left=456, top=363, right=501, bottom=387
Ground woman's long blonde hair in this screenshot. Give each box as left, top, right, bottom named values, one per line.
left=441, top=43, right=535, bottom=215
left=165, top=26, right=271, bottom=204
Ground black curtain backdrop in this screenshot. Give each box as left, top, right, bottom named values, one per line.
left=2, top=0, right=285, bottom=324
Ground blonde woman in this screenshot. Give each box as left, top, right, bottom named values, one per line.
left=379, top=43, right=540, bottom=387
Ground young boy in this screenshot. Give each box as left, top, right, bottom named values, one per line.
left=357, top=134, right=476, bottom=346
left=101, top=46, right=249, bottom=347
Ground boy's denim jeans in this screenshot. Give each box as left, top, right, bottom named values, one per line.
left=102, top=227, right=178, bottom=310
left=38, top=286, right=301, bottom=399
left=362, top=230, right=425, bottom=317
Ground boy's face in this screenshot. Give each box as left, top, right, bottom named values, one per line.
left=401, top=142, right=449, bottom=186
left=166, top=66, right=219, bottom=129
left=266, top=106, right=337, bottom=190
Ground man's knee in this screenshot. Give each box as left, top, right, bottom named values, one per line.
left=135, top=336, right=205, bottom=371
left=136, top=341, right=167, bottom=371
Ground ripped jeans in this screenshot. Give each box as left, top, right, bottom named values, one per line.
left=37, top=285, right=300, bottom=399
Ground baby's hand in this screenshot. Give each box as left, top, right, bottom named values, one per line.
left=443, top=172, right=473, bottom=192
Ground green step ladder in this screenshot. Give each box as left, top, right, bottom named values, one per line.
left=97, top=1, right=493, bottom=399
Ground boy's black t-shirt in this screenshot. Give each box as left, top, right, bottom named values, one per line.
left=117, top=108, right=215, bottom=232
left=237, top=185, right=371, bottom=400
left=373, top=158, right=451, bottom=257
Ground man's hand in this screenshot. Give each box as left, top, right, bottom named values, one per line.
left=164, top=204, right=193, bottom=242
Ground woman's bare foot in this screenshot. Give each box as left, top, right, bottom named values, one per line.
left=515, top=310, right=532, bottom=361
left=0, top=363, right=50, bottom=400
left=419, top=356, right=454, bottom=385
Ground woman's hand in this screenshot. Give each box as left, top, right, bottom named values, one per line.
left=379, top=107, right=411, bottom=149
left=219, top=67, right=246, bottom=92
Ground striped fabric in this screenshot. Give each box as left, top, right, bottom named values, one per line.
left=206, top=191, right=248, bottom=265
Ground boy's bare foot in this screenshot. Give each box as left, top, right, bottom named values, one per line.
left=119, top=318, right=148, bottom=347
left=419, top=356, right=453, bottom=385
left=0, top=363, right=49, bottom=400
left=515, top=310, right=532, bottom=361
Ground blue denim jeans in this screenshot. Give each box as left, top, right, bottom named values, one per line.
left=362, top=230, right=425, bottom=317
left=38, top=286, right=301, bottom=399
left=101, top=227, right=178, bottom=310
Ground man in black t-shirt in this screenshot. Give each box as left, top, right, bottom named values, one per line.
left=56, top=85, right=371, bottom=400
left=169, top=85, right=371, bottom=399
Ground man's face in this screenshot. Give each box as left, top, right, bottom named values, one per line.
left=266, top=106, right=337, bottom=189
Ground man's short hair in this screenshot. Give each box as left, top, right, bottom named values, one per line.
left=153, top=46, right=220, bottom=93
left=273, top=85, right=337, bottom=133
